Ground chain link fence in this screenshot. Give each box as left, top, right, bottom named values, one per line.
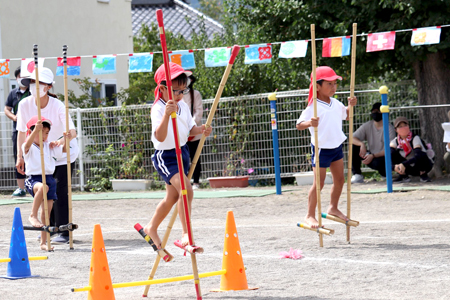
left=1, top=80, right=435, bottom=191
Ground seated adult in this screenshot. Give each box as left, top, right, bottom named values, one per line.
left=351, top=102, right=395, bottom=183
left=390, top=116, right=433, bottom=183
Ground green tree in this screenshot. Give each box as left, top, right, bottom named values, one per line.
left=198, top=0, right=224, bottom=22
left=225, top=0, right=450, bottom=174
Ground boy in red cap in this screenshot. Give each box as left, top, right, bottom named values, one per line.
left=144, top=63, right=212, bottom=251
left=296, top=66, right=357, bottom=228
left=23, top=116, right=68, bottom=250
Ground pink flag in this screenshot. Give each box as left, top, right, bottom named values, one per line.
left=366, top=31, right=396, bottom=52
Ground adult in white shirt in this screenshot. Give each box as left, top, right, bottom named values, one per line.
left=183, top=75, right=204, bottom=189
left=16, top=67, right=79, bottom=244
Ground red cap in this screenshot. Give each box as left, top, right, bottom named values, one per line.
left=307, top=66, right=342, bottom=106
left=153, top=62, right=192, bottom=102
left=26, top=116, right=52, bottom=130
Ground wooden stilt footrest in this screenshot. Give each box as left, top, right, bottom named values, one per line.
left=321, top=213, right=359, bottom=227
left=174, top=240, right=204, bottom=255
left=297, top=223, right=334, bottom=235
left=134, top=223, right=173, bottom=262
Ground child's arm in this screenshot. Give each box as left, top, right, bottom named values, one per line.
left=154, top=100, right=177, bottom=142
left=190, top=124, right=212, bottom=137
left=23, top=121, right=42, bottom=154
left=345, top=96, right=357, bottom=120
left=296, top=117, right=319, bottom=130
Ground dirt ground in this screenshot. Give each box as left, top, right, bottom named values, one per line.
left=0, top=178, right=449, bottom=300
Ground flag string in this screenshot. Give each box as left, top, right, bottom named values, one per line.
left=2, top=24, right=449, bottom=62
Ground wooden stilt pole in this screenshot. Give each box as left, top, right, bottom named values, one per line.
left=347, top=23, right=357, bottom=243
left=62, top=45, right=74, bottom=250
left=32, top=45, right=52, bottom=252
left=310, top=24, right=324, bottom=247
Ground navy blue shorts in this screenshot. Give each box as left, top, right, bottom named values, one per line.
left=311, top=144, right=344, bottom=168
left=152, top=144, right=190, bottom=185
left=25, top=175, right=58, bottom=201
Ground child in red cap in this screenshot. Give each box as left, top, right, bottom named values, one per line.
left=296, top=66, right=357, bottom=228
left=23, top=116, right=68, bottom=250
left=144, top=63, right=212, bottom=251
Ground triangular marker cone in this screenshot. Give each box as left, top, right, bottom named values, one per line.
left=212, top=211, right=258, bottom=291
left=87, top=224, right=115, bottom=300
left=1, top=207, right=38, bottom=280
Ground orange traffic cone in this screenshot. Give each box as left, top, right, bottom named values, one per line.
left=212, top=211, right=258, bottom=292
left=87, top=224, right=115, bottom=300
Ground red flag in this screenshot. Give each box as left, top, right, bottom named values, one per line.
left=366, top=31, right=396, bottom=52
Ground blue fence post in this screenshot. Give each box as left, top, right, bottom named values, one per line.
left=268, top=92, right=282, bottom=194
left=379, top=86, right=393, bottom=193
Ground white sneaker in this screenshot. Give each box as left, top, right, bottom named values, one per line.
left=192, top=183, right=200, bottom=190
left=351, top=174, right=364, bottom=183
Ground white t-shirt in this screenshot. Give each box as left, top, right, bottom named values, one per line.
left=297, top=97, right=348, bottom=149
left=182, top=90, right=203, bottom=141
left=22, top=142, right=64, bottom=176
left=16, top=95, right=79, bottom=166
left=151, top=98, right=196, bottom=150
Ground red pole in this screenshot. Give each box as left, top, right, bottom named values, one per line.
left=156, top=9, right=202, bottom=300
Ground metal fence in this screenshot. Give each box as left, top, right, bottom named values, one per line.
left=0, top=80, right=433, bottom=191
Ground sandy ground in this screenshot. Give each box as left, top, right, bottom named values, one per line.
left=0, top=178, right=449, bottom=300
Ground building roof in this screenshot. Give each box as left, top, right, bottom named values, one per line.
left=131, top=0, right=223, bottom=40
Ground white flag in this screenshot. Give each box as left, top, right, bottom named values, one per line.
left=279, top=40, right=308, bottom=58
left=20, top=58, right=46, bottom=77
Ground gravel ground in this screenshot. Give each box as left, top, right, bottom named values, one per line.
left=0, top=178, right=449, bottom=300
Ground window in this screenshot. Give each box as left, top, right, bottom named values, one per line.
left=90, top=79, right=117, bottom=106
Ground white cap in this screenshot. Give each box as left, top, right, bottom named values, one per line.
left=22, top=67, right=55, bottom=86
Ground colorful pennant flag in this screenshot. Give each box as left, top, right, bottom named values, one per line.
left=93, top=55, right=116, bottom=75
left=205, top=47, right=231, bottom=67
left=56, top=57, right=81, bottom=76
left=0, top=59, right=10, bottom=78
left=20, top=58, right=46, bottom=77
left=322, top=37, right=351, bottom=57
left=245, top=44, right=272, bottom=64
left=279, top=41, right=308, bottom=58
left=366, top=31, right=396, bottom=52
left=129, top=53, right=153, bottom=73
left=411, top=26, right=441, bottom=46
left=169, top=50, right=196, bottom=69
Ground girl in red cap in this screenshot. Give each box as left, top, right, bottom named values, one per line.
left=296, top=66, right=357, bottom=228
left=144, top=63, right=212, bottom=249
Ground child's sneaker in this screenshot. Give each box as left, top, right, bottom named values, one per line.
left=51, top=234, right=69, bottom=244
left=394, top=175, right=411, bottom=183
left=11, top=188, right=26, bottom=197
left=192, top=183, right=200, bottom=190
left=351, top=174, right=364, bottom=183
left=420, top=174, right=432, bottom=183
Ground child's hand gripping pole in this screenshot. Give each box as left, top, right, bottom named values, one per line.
left=33, top=44, right=52, bottom=252
left=134, top=223, right=173, bottom=262
left=141, top=45, right=240, bottom=298
left=156, top=9, right=203, bottom=300
left=62, top=45, right=75, bottom=250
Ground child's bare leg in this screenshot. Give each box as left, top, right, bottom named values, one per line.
left=144, top=183, right=179, bottom=249
left=327, top=159, right=348, bottom=221
left=170, top=173, right=194, bottom=246
left=305, top=166, right=326, bottom=228
left=29, top=183, right=44, bottom=227
left=40, top=199, right=54, bottom=251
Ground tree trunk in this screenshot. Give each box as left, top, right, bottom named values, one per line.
left=413, top=51, right=450, bottom=177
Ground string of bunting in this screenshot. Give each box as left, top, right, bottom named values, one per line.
left=0, top=24, right=448, bottom=78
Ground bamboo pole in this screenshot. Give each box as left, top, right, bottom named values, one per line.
left=347, top=23, right=358, bottom=243
left=62, top=45, right=74, bottom=250
left=311, top=24, right=324, bottom=247
left=321, top=213, right=359, bottom=227
left=297, top=223, right=334, bottom=236
left=32, top=45, right=51, bottom=252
